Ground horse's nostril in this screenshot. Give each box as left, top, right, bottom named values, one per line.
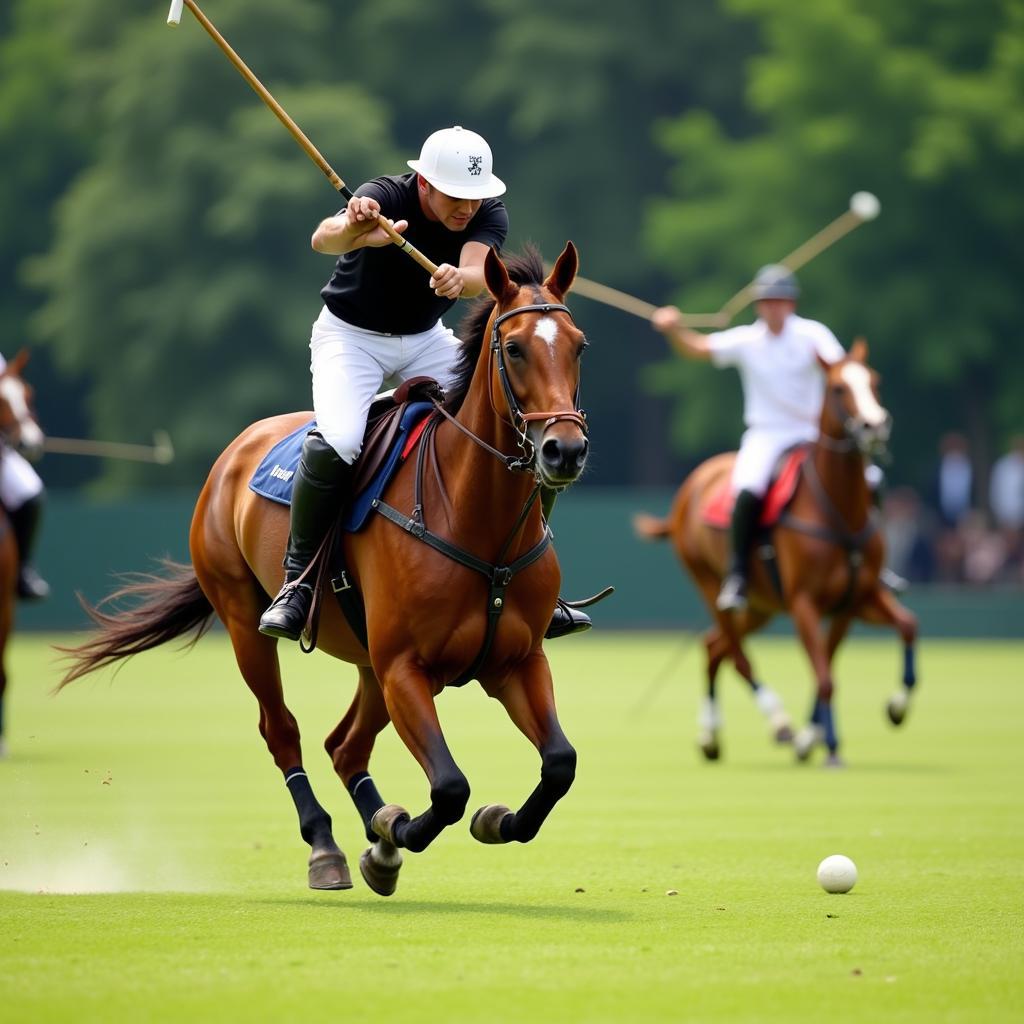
left=541, top=438, right=562, bottom=465
left=577, top=438, right=589, bottom=467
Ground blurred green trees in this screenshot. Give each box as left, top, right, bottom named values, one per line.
left=0, top=0, right=1020, bottom=491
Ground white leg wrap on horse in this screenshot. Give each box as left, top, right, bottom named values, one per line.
left=698, top=697, right=722, bottom=731
left=754, top=685, right=782, bottom=717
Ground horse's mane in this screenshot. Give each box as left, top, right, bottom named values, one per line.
left=445, top=244, right=547, bottom=413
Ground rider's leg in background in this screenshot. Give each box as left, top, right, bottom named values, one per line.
left=541, top=487, right=593, bottom=639
left=0, top=446, right=49, bottom=601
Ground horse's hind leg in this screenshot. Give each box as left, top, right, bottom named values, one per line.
left=789, top=594, right=842, bottom=766
left=214, top=589, right=352, bottom=890
left=858, top=588, right=919, bottom=725
left=471, top=652, right=576, bottom=845
left=324, top=665, right=402, bottom=896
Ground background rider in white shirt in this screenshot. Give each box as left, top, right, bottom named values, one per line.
left=650, top=266, right=846, bottom=612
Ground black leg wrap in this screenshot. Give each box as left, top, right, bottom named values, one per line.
left=398, top=774, right=471, bottom=853
left=348, top=771, right=385, bottom=843
left=284, top=768, right=333, bottom=847
left=504, top=743, right=577, bottom=844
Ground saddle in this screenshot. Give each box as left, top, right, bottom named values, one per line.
left=247, top=376, right=441, bottom=517
left=701, top=446, right=809, bottom=530
left=248, top=377, right=443, bottom=653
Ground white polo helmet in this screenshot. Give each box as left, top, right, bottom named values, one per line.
left=407, top=125, right=506, bottom=200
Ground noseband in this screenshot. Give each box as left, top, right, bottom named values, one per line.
left=490, top=302, right=588, bottom=472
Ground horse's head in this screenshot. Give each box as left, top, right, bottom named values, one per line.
left=820, top=339, right=891, bottom=461
left=483, top=242, right=589, bottom=488
left=0, top=349, right=45, bottom=462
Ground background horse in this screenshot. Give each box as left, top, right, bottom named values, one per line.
left=60, top=243, right=590, bottom=892
left=636, top=341, right=918, bottom=766
left=0, top=351, right=45, bottom=757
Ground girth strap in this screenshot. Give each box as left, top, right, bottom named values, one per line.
left=372, top=493, right=552, bottom=687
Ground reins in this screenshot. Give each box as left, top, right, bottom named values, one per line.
left=368, top=297, right=587, bottom=684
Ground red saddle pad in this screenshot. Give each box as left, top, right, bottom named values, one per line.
left=702, top=448, right=809, bottom=529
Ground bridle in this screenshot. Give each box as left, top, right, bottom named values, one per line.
left=488, top=302, right=588, bottom=473
left=819, top=377, right=891, bottom=462
left=428, top=299, right=589, bottom=477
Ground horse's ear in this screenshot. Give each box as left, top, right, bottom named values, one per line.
left=850, top=336, right=869, bottom=362
left=484, top=246, right=516, bottom=304
left=8, top=348, right=30, bottom=374
left=543, top=241, right=578, bottom=300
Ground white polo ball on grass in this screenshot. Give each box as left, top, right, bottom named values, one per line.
left=817, top=854, right=858, bottom=893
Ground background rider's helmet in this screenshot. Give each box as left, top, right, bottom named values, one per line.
left=407, top=126, right=506, bottom=200
left=752, top=264, right=800, bottom=301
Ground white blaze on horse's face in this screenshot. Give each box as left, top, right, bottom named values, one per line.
left=0, top=375, right=45, bottom=456
left=533, top=316, right=559, bottom=360
left=839, top=362, right=887, bottom=428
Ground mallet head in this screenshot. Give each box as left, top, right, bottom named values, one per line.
left=167, top=0, right=185, bottom=26
left=849, top=191, right=881, bottom=221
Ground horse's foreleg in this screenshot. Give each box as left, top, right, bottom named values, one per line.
left=789, top=594, right=841, bottom=765
left=371, top=664, right=470, bottom=855
left=324, top=666, right=402, bottom=896
left=699, top=629, right=727, bottom=761
left=859, top=587, right=919, bottom=726
left=221, top=602, right=351, bottom=890
left=471, top=652, right=576, bottom=845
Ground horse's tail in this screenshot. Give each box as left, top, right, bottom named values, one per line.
left=632, top=511, right=673, bottom=541
left=56, top=559, right=214, bottom=691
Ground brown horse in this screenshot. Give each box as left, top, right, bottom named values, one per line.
left=635, top=341, right=918, bottom=766
left=0, top=351, right=45, bottom=757
left=59, top=243, right=591, bottom=891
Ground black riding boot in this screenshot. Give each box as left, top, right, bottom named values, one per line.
left=8, top=494, right=50, bottom=601
left=541, top=487, right=595, bottom=639
left=717, top=489, right=763, bottom=613
left=259, top=432, right=352, bottom=641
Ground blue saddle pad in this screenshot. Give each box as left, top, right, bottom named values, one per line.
left=248, top=419, right=314, bottom=506
left=248, top=403, right=434, bottom=532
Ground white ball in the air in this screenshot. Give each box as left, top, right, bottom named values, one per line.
left=817, top=854, right=858, bottom=893
left=849, top=191, right=881, bottom=220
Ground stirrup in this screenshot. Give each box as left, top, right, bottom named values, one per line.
left=258, top=581, right=314, bottom=641
left=544, top=587, right=614, bottom=640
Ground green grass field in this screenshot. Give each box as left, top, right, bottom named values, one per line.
left=2, top=632, right=1022, bottom=1022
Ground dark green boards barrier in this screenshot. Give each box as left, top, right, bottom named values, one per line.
left=17, top=489, right=1023, bottom=638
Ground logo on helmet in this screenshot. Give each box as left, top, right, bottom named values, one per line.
left=467, top=155, right=483, bottom=176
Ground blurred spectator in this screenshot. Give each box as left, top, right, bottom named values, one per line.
left=989, top=436, right=1024, bottom=574
left=960, top=510, right=1009, bottom=584
left=934, top=431, right=975, bottom=528
left=881, top=487, right=935, bottom=583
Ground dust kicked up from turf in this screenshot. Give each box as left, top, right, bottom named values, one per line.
left=0, top=836, right=212, bottom=894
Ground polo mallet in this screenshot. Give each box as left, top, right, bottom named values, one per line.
left=165, top=0, right=439, bottom=277
left=570, top=191, right=881, bottom=328
left=43, top=430, right=175, bottom=464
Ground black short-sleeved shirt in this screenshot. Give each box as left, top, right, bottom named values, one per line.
left=319, top=172, right=509, bottom=334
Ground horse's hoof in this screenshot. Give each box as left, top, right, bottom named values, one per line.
left=359, top=842, right=402, bottom=897
left=794, top=726, right=822, bottom=762
left=823, top=753, right=846, bottom=769
left=307, top=848, right=353, bottom=890
left=887, top=693, right=909, bottom=726
left=470, top=804, right=513, bottom=844
left=773, top=723, right=795, bottom=745
left=370, top=804, right=410, bottom=846
left=697, top=732, right=721, bottom=761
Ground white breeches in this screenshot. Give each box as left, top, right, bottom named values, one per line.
left=309, top=306, right=464, bottom=464
left=730, top=426, right=815, bottom=497
left=0, top=446, right=44, bottom=509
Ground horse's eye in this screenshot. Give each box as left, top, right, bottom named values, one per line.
left=505, top=341, right=523, bottom=359
left=577, top=340, right=589, bottom=359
